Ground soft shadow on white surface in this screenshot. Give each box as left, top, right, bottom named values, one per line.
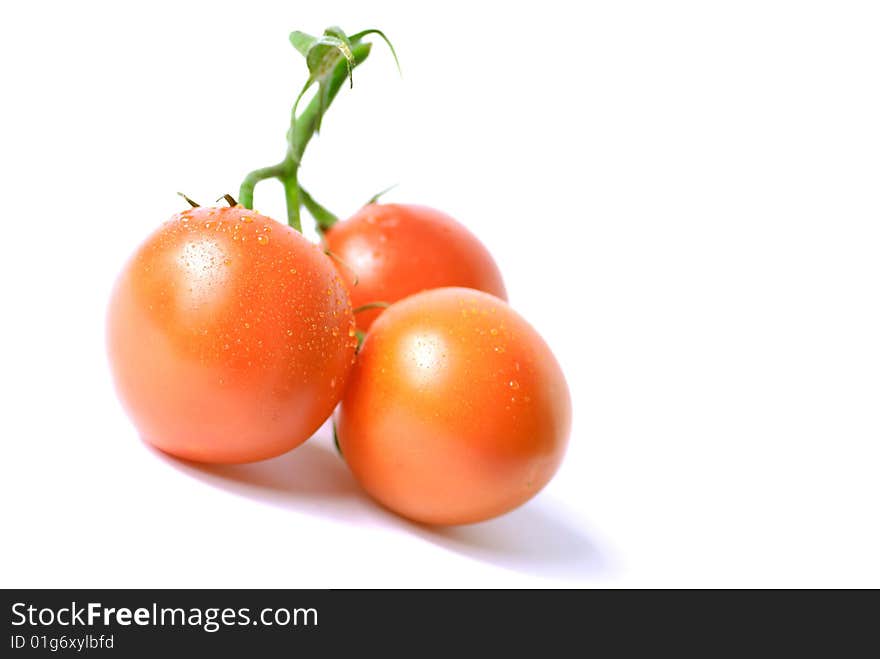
left=150, top=439, right=610, bottom=581
left=149, top=439, right=371, bottom=521
left=416, top=506, right=609, bottom=580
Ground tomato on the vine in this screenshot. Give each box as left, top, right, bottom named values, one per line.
left=324, top=203, right=507, bottom=330
left=336, top=287, right=571, bottom=525
left=107, top=205, right=357, bottom=464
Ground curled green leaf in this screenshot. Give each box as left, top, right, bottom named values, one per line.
left=289, top=29, right=358, bottom=133
left=350, top=28, right=401, bottom=75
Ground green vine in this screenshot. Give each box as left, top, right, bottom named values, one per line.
left=239, top=26, right=399, bottom=233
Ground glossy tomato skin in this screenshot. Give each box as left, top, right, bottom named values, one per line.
left=323, top=203, right=507, bottom=330
left=108, top=206, right=357, bottom=464
left=337, top=287, right=570, bottom=525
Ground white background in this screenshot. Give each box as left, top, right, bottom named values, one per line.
left=1, top=1, right=878, bottom=588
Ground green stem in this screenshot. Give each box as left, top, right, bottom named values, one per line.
left=239, top=163, right=286, bottom=210
left=239, top=40, right=373, bottom=230
left=300, top=186, right=339, bottom=231
left=283, top=176, right=301, bottom=232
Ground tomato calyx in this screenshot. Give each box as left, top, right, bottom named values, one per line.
left=216, top=193, right=239, bottom=207
left=323, top=248, right=360, bottom=287
left=350, top=303, right=389, bottom=351
left=238, top=26, right=400, bottom=233
left=332, top=420, right=344, bottom=458
left=352, top=302, right=390, bottom=315
left=176, top=192, right=200, bottom=208
left=362, top=183, right=398, bottom=208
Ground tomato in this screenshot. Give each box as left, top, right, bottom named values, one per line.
left=323, top=203, right=507, bottom=330
left=107, top=206, right=357, bottom=464
left=336, top=287, right=571, bottom=525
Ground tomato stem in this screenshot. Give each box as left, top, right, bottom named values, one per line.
left=283, top=177, right=302, bottom=232
left=238, top=36, right=374, bottom=231
left=300, top=186, right=338, bottom=232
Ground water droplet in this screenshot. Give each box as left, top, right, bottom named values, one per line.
left=204, top=222, right=213, bottom=229
left=509, top=380, right=520, bottom=390
left=223, top=259, right=231, bottom=266
left=348, top=327, right=356, bottom=337
left=244, top=322, right=250, bottom=329
left=490, top=328, right=499, bottom=336
left=494, top=346, right=505, bottom=354
left=330, top=378, right=337, bottom=388
left=286, top=329, right=294, bottom=336
left=331, top=327, right=339, bottom=337
left=223, top=344, right=230, bottom=350
left=257, top=234, right=269, bottom=246
left=289, top=268, right=297, bottom=275
left=241, top=215, right=253, bottom=223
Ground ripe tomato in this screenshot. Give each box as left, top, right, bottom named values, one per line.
left=323, top=203, right=507, bottom=330
left=107, top=206, right=357, bottom=463
left=337, top=287, right=571, bottom=525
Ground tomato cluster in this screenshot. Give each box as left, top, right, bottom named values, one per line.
left=107, top=26, right=571, bottom=525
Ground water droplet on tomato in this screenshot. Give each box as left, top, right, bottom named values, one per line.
left=494, top=346, right=505, bottom=354
left=509, top=380, right=520, bottom=390
left=257, top=234, right=269, bottom=246
left=241, top=215, right=253, bottom=223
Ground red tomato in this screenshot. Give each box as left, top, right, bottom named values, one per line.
left=323, top=203, right=507, bottom=330
left=107, top=206, right=357, bottom=463
left=337, top=287, right=571, bottom=525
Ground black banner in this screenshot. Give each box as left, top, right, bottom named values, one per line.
left=1, top=589, right=873, bottom=655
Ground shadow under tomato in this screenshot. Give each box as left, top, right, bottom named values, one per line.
left=147, top=436, right=373, bottom=522
left=411, top=504, right=612, bottom=581
left=149, top=434, right=612, bottom=581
